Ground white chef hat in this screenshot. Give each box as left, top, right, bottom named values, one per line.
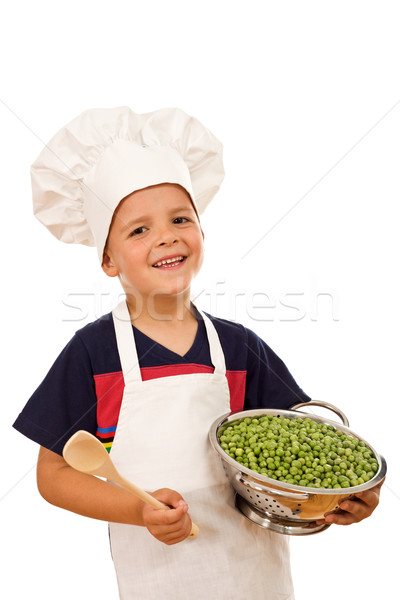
left=31, top=106, right=224, bottom=262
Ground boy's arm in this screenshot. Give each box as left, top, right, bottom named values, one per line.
left=37, top=446, right=192, bottom=544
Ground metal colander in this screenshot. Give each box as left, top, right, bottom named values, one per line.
left=209, top=401, right=386, bottom=536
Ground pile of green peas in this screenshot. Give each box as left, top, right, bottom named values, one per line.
left=218, top=414, right=379, bottom=489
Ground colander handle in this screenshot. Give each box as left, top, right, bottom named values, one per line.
left=236, top=473, right=309, bottom=501
left=290, top=400, right=350, bottom=427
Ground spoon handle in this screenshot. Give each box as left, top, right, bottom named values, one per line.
left=112, top=471, right=199, bottom=538
left=113, top=471, right=167, bottom=508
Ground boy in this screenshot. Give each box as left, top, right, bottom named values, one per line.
left=13, top=107, right=382, bottom=599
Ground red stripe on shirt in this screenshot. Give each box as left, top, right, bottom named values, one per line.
left=141, top=363, right=214, bottom=380
left=94, top=365, right=246, bottom=433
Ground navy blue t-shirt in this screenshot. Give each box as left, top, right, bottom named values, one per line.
left=13, top=310, right=310, bottom=455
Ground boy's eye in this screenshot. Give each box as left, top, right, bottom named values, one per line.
left=129, top=226, right=147, bottom=237
left=173, top=217, right=189, bottom=224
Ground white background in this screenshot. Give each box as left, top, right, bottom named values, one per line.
left=1, top=1, right=398, bottom=598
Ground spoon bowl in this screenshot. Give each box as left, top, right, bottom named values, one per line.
left=63, top=434, right=108, bottom=474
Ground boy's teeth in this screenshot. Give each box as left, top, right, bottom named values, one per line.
left=153, top=256, right=184, bottom=267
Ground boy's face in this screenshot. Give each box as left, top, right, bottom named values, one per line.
left=102, top=183, right=204, bottom=304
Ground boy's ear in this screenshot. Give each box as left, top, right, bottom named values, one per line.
left=101, top=250, right=119, bottom=278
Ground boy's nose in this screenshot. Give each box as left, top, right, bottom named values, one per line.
left=156, top=226, right=178, bottom=246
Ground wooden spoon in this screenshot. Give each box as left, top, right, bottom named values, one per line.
left=63, top=430, right=199, bottom=538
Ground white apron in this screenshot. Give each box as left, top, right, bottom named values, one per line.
left=109, top=300, right=294, bottom=600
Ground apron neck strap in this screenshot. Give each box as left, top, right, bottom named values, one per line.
left=112, top=300, right=141, bottom=384
left=112, top=300, right=227, bottom=384
left=195, top=307, right=226, bottom=375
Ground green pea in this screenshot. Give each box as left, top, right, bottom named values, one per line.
left=218, top=413, right=378, bottom=490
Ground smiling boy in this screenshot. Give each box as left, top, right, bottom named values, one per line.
left=102, top=182, right=204, bottom=356
left=13, top=107, right=382, bottom=599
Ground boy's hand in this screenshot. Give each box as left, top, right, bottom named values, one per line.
left=141, top=488, right=193, bottom=545
left=316, top=479, right=384, bottom=526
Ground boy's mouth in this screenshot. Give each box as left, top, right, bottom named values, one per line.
left=152, top=255, right=186, bottom=268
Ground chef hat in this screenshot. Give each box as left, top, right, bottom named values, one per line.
left=31, top=106, right=224, bottom=262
